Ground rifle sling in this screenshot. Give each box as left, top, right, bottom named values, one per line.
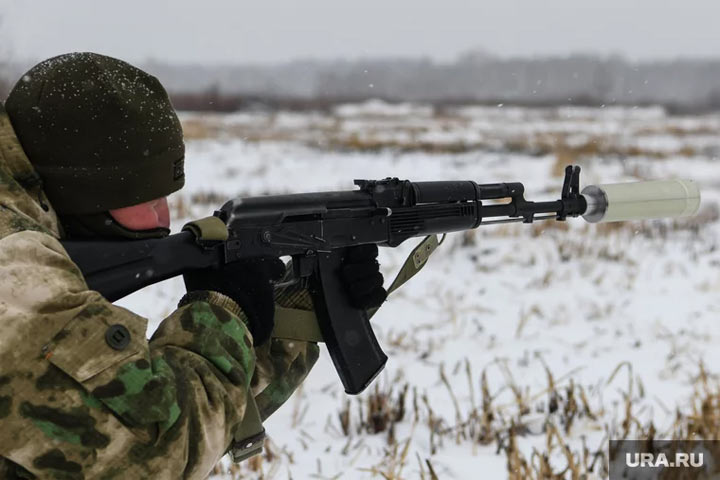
left=182, top=216, right=229, bottom=242
left=273, top=306, right=324, bottom=342
left=228, top=395, right=265, bottom=463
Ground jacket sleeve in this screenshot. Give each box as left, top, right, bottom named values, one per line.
left=0, top=226, right=258, bottom=479
left=251, top=272, right=320, bottom=421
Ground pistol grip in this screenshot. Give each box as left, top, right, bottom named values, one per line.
left=309, top=249, right=387, bottom=395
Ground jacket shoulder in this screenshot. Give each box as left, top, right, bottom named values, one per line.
left=0, top=103, right=60, bottom=238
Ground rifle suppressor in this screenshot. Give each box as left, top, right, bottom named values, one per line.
left=581, top=179, right=700, bottom=223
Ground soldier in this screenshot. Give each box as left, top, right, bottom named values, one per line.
left=0, top=53, right=387, bottom=479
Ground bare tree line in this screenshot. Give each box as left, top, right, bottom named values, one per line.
left=3, top=46, right=720, bottom=112
left=149, top=53, right=720, bottom=113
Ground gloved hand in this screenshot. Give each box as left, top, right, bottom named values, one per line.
left=184, top=257, right=286, bottom=346
left=339, top=244, right=387, bottom=309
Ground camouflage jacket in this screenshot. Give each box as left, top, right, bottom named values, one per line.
left=0, top=105, right=319, bottom=479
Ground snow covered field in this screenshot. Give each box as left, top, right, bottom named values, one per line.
left=117, top=102, right=720, bottom=479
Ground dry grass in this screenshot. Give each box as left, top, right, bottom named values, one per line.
left=182, top=117, right=228, bottom=140
left=633, top=124, right=720, bottom=138
left=329, top=135, right=474, bottom=154
left=312, top=361, right=720, bottom=479
left=180, top=113, right=706, bottom=159
left=207, top=356, right=720, bottom=479
left=285, top=356, right=603, bottom=479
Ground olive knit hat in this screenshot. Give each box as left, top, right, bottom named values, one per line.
left=5, top=52, right=185, bottom=215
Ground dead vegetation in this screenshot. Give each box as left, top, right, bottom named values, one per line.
left=205, top=340, right=720, bottom=479
left=180, top=108, right=713, bottom=160
left=266, top=360, right=720, bottom=480
left=316, top=359, right=613, bottom=479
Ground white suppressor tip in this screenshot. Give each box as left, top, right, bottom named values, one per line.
left=581, top=179, right=700, bottom=223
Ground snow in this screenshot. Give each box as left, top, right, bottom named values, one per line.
left=334, top=100, right=434, bottom=119
left=115, top=104, right=720, bottom=479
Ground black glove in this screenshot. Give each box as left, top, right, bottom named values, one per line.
left=183, top=257, right=286, bottom=346
left=339, top=244, right=387, bottom=309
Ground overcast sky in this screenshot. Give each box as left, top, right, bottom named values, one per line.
left=2, top=0, right=720, bottom=65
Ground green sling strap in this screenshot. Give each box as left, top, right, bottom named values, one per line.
left=183, top=217, right=265, bottom=462
left=182, top=216, right=229, bottom=242
left=367, top=233, right=444, bottom=319
left=273, top=305, right=324, bottom=342
left=228, top=395, right=265, bottom=463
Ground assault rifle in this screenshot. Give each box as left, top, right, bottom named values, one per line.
left=62, top=166, right=700, bottom=394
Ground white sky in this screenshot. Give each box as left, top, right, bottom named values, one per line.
left=2, top=0, right=719, bottom=64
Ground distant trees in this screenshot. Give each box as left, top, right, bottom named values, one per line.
left=4, top=47, right=719, bottom=111
left=142, top=53, right=720, bottom=113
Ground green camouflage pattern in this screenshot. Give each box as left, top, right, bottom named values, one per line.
left=0, top=103, right=319, bottom=478
left=252, top=338, right=319, bottom=421
left=253, top=279, right=320, bottom=420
